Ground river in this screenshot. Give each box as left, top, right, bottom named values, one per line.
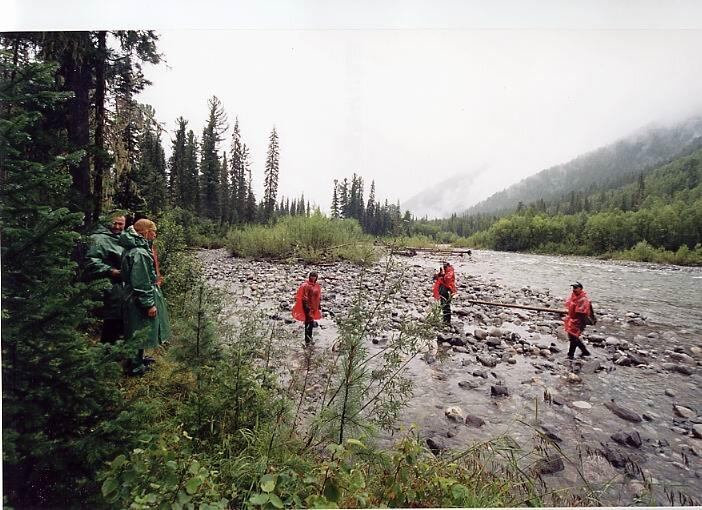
left=200, top=248, right=702, bottom=506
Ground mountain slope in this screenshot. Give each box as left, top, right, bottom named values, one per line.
left=463, top=116, right=702, bottom=216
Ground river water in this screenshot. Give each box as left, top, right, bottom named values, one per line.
left=201, top=248, right=702, bottom=506
left=446, top=249, right=702, bottom=333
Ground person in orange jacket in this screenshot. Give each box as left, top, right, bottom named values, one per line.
left=563, top=281, right=593, bottom=359
left=433, top=262, right=457, bottom=325
left=292, top=271, right=322, bottom=344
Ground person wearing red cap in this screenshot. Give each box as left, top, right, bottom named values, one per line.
left=292, top=271, right=322, bottom=344
left=563, top=281, right=593, bottom=359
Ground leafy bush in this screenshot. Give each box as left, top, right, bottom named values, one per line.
left=226, top=214, right=378, bottom=264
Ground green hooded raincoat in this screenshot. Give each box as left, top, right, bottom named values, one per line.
left=85, top=223, right=125, bottom=320
left=119, top=227, right=172, bottom=348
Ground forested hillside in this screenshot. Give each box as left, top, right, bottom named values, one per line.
left=464, top=118, right=702, bottom=216
left=448, top=149, right=702, bottom=264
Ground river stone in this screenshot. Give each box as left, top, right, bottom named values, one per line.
left=605, top=337, right=621, bottom=347
left=665, top=389, right=677, bottom=398
left=473, top=370, right=488, bottom=379
left=601, top=445, right=628, bottom=468
left=448, top=337, right=467, bottom=347
left=567, top=373, right=582, bottom=384
left=487, top=326, right=502, bottom=337
left=486, top=337, right=501, bottom=348
left=491, top=385, right=509, bottom=397
left=692, top=424, right=702, bottom=439
left=540, top=349, right=552, bottom=358
left=474, top=328, right=488, bottom=340
left=572, top=401, right=592, bottom=410
left=465, top=415, right=486, bottom=428
left=478, top=355, right=497, bottom=368
left=605, top=402, right=642, bottom=423
left=445, top=406, right=465, bottom=422
left=426, top=437, right=447, bottom=453
left=540, top=425, right=562, bottom=442
left=662, top=363, right=693, bottom=376
left=668, top=351, right=696, bottom=365
left=458, top=380, right=482, bottom=390
left=674, top=405, right=697, bottom=419
left=690, top=346, right=702, bottom=356
left=534, top=455, right=565, bottom=475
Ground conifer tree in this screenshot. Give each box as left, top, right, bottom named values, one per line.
left=1, top=52, right=130, bottom=508
left=263, top=126, right=280, bottom=221
left=168, top=117, right=188, bottom=206
left=331, top=179, right=340, bottom=219
left=200, top=96, right=228, bottom=220
left=339, top=178, right=349, bottom=218
left=219, top=151, right=230, bottom=224
left=183, top=130, right=199, bottom=212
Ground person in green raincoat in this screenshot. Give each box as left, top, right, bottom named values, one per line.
left=85, top=211, right=126, bottom=342
left=120, top=218, right=171, bottom=375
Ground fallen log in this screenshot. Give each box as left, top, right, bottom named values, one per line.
left=464, top=299, right=567, bottom=315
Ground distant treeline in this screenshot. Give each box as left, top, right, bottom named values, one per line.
left=402, top=149, right=702, bottom=264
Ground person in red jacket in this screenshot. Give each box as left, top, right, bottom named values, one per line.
left=563, top=281, right=593, bottom=359
left=292, top=271, right=322, bottom=344
left=433, top=262, right=457, bottom=325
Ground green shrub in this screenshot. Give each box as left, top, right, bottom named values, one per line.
left=226, top=214, right=378, bottom=264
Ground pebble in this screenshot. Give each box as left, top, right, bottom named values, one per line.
left=673, top=405, right=697, bottom=419
left=572, top=401, right=592, bottom=410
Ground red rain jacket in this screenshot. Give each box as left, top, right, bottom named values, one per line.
left=292, top=280, right=322, bottom=322
left=563, top=289, right=591, bottom=337
left=433, top=265, right=457, bottom=300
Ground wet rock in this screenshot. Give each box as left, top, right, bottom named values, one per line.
left=690, top=346, right=702, bottom=356
left=452, top=346, right=470, bottom=354
left=473, top=370, right=488, bottom=379
left=474, top=328, right=488, bottom=340
left=567, top=373, right=582, bottom=384
left=665, top=388, right=677, bottom=398
left=662, top=363, right=693, bottom=376
left=666, top=350, right=695, bottom=365
left=423, top=353, right=437, bottom=365
left=552, top=395, right=566, bottom=406
left=605, top=401, right=642, bottom=423
left=540, top=425, right=562, bottom=442
left=491, top=385, right=509, bottom=397
left=691, top=425, right=702, bottom=439
left=539, top=349, right=552, bottom=358
left=673, top=405, right=697, bottom=419
left=465, top=415, right=486, bottom=428
left=426, top=437, right=447, bottom=454
left=487, top=326, right=502, bottom=337
left=572, top=401, right=592, bottom=410
left=445, top=406, right=465, bottom=422
left=458, top=380, right=482, bottom=390
left=506, top=357, right=517, bottom=365
left=478, top=355, right=497, bottom=368
left=605, top=337, right=621, bottom=347
left=534, top=455, right=565, bottom=475
left=612, top=431, right=642, bottom=448
left=601, top=445, right=629, bottom=468
left=448, top=337, right=467, bottom=347
left=486, top=337, right=501, bottom=348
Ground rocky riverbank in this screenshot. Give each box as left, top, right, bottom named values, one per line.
left=199, top=248, right=702, bottom=506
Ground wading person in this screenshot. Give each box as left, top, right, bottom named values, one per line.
left=85, top=211, right=126, bottom=342
left=292, top=271, right=322, bottom=345
left=433, top=261, right=457, bottom=325
left=563, top=281, right=593, bottom=360
left=120, top=219, right=172, bottom=375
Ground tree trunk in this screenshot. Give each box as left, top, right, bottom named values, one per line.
left=62, top=33, right=93, bottom=223
left=93, top=31, right=107, bottom=220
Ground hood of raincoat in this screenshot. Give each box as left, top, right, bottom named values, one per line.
left=119, top=225, right=150, bottom=251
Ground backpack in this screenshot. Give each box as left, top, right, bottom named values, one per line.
left=583, top=303, right=597, bottom=326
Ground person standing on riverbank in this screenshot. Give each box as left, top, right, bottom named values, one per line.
left=564, top=281, right=593, bottom=359
left=433, top=262, right=457, bottom=325
left=293, top=271, right=322, bottom=345
left=120, top=219, right=172, bottom=375
left=85, top=211, right=126, bottom=343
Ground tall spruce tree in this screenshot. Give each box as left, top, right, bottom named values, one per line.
left=168, top=117, right=188, bottom=207
left=183, top=130, right=200, bottom=212
left=331, top=179, right=340, bottom=219
left=219, top=151, right=230, bottom=224
left=199, top=96, right=228, bottom=220
left=263, top=126, right=280, bottom=221
left=1, top=51, right=132, bottom=508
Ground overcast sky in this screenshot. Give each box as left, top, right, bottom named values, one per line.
left=7, top=1, right=702, bottom=217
